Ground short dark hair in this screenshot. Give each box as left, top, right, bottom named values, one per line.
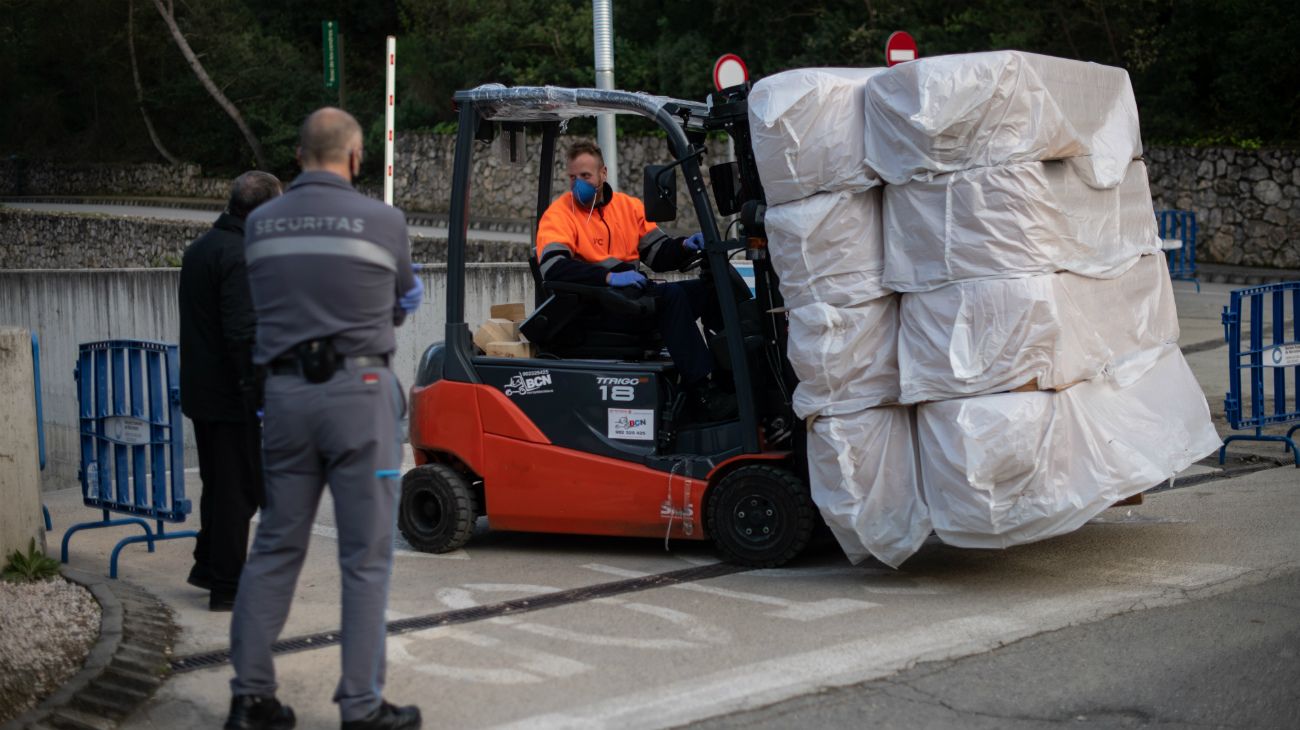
left=566, top=140, right=604, bottom=166
left=227, top=171, right=282, bottom=219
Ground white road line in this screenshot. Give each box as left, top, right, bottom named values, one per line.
left=581, top=563, right=878, bottom=621
left=487, top=561, right=1256, bottom=730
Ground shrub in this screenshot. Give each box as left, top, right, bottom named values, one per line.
left=2, top=539, right=61, bottom=583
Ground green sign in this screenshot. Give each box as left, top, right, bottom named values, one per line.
left=322, top=20, right=339, bottom=89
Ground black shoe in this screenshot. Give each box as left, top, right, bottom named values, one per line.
left=224, top=694, right=295, bottom=730
left=341, top=701, right=422, bottom=730
left=690, top=381, right=738, bottom=422
left=187, top=568, right=213, bottom=591
left=210, top=592, right=237, bottom=612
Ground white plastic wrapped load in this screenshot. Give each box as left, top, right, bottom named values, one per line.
left=788, top=297, right=900, bottom=418
left=882, top=160, right=1161, bottom=292
left=862, top=51, right=1141, bottom=188
left=916, top=345, right=1220, bottom=549
left=808, top=406, right=930, bottom=568
left=766, top=188, right=889, bottom=308
left=898, top=254, right=1178, bottom=404
left=748, top=67, right=886, bottom=205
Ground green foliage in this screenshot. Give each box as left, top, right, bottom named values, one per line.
left=0, top=0, right=1295, bottom=175
left=2, top=539, right=61, bottom=583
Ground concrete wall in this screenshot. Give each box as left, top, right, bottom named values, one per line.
left=1146, top=147, right=1300, bottom=269
left=0, top=327, right=46, bottom=554
left=0, top=265, right=535, bottom=491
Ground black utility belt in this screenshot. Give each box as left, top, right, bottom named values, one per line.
left=269, top=354, right=388, bottom=376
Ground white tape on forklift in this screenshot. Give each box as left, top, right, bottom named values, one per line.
left=863, top=51, right=1142, bottom=188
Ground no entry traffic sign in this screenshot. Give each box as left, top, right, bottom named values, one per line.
left=885, top=31, right=918, bottom=67
left=713, top=54, right=749, bottom=91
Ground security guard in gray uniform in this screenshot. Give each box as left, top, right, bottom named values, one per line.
left=225, top=107, right=424, bottom=730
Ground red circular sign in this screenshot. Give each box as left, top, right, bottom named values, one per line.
left=713, top=54, right=749, bottom=91
left=885, top=31, right=918, bottom=67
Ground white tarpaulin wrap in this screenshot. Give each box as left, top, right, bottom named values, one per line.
left=749, top=67, right=886, bottom=205
left=898, top=255, right=1178, bottom=403
left=916, top=345, right=1221, bottom=549
left=882, top=160, right=1161, bottom=292
left=766, top=188, right=889, bottom=308
left=788, top=298, right=900, bottom=418
left=863, top=51, right=1141, bottom=188
left=808, top=406, right=930, bottom=568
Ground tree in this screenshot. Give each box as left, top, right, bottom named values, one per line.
left=151, top=0, right=267, bottom=169
left=128, top=0, right=180, bottom=165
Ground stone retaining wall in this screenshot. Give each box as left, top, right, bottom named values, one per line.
left=5, top=142, right=1296, bottom=268
left=1145, top=147, right=1299, bottom=269
left=0, top=209, right=530, bottom=269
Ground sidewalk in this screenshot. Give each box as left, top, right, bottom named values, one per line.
left=34, top=279, right=1299, bottom=729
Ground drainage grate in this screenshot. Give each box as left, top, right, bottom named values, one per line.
left=171, top=561, right=747, bottom=674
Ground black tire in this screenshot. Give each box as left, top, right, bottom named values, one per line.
left=398, top=464, right=477, bottom=553
left=705, top=464, right=814, bottom=568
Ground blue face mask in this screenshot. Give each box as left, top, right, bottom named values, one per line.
left=572, top=177, right=598, bottom=206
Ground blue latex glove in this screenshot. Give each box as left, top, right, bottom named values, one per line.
left=683, top=232, right=705, bottom=251
left=607, top=270, right=648, bottom=290
left=400, top=275, right=424, bottom=313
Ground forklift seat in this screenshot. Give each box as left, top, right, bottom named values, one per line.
left=520, top=255, right=663, bottom=360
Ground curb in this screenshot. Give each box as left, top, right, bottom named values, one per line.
left=1, top=569, right=177, bottom=730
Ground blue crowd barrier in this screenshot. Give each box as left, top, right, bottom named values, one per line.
left=1156, top=209, right=1200, bottom=292
left=61, top=340, right=196, bottom=577
left=31, top=333, right=51, bottom=531
left=1220, top=282, right=1300, bottom=467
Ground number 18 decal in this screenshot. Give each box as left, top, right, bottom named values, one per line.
left=597, top=376, right=640, bottom=402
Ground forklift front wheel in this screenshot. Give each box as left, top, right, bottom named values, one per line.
left=398, top=464, right=477, bottom=553
left=706, top=465, right=814, bottom=568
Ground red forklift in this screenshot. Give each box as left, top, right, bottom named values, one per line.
left=402, top=84, right=817, bottom=567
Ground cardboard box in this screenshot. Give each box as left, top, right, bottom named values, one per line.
left=484, top=341, right=535, bottom=358
left=490, top=302, right=527, bottom=321
left=473, top=318, right=520, bottom=352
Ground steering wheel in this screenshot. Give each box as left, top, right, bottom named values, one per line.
left=678, top=251, right=704, bottom=273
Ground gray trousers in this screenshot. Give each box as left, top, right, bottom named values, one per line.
left=229, top=364, right=404, bottom=721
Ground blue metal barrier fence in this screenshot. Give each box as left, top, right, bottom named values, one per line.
left=1156, top=209, right=1200, bottom=292
left=31, top=333, right=51, bottom=531
left=61, top=340, right=197, bottom=577
left=1220, top=281, right=1300, bottom=467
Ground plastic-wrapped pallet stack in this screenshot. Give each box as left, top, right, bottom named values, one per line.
left=751, top=52, right=1222, bottom=568
left=750, top=68, right=931, bottom=568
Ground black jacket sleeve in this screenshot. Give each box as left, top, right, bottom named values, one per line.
left=638, top=229, right=694, bottom=273
left=218, top=238, right=259, bottom=409
left=540, top=251, right=613, bottom=286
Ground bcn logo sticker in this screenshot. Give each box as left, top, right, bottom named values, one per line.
left=608, top=408, right=655, bottom=441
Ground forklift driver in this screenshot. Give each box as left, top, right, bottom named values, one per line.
left=536, top=140, right=738, bottom=422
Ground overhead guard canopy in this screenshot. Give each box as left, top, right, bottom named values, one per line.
left=453, top=85, right=709, bottom=128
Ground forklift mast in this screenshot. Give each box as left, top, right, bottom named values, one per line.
left=442, top=85, right=770, bottom=454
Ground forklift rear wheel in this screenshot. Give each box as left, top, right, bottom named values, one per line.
left=706, top=465, right=813, bottom=568
left=398, top=464, right=477, bottom=553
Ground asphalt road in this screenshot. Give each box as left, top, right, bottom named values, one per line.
left=690, top=567, right=1300, bottom=729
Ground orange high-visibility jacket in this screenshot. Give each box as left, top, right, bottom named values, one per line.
left=535, top=189, right=678, bottom=285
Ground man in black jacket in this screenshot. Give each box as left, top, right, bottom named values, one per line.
left=179, top=171, right=282, bottom=611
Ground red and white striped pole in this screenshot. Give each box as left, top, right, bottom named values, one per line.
left=384, top=35, right=396, bottom=206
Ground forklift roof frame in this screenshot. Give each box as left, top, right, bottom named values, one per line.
left=441, top=85, right=761, bottom=454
